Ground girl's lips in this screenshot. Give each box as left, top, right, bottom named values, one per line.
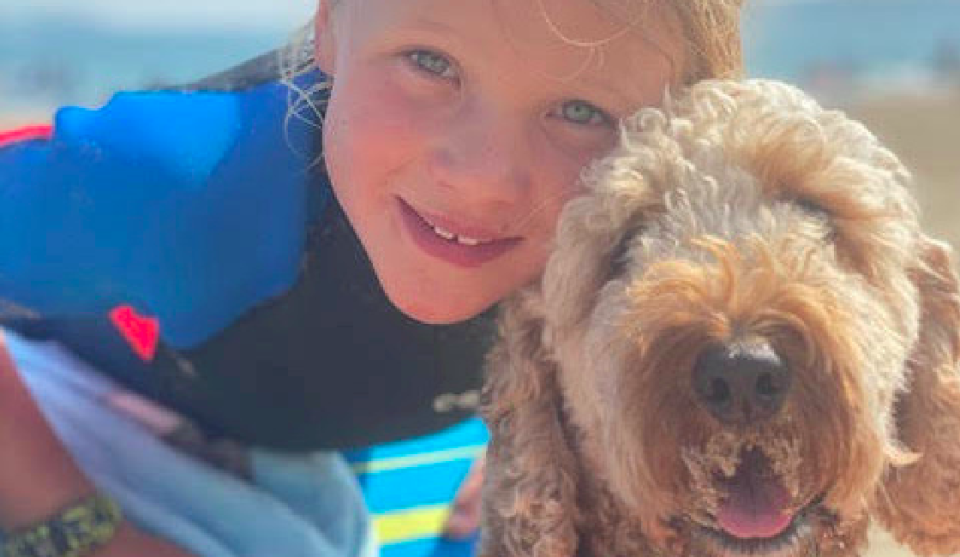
left=397, top=197, right=522, bottom=268
left=413, top=207, right=504, bottom=243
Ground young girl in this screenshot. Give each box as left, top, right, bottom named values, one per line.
left=0, top=0, right=743, bottom=556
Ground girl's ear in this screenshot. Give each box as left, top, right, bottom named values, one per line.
left=314, top=0, right=337, bottom=74
left=874, top=236, right=960, bottom=556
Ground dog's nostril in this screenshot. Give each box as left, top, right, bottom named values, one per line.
left=756, top=371, right=782, bottom=398
left=692, top=342, right=792, bottom=425
left=706, top=378, right=732, bottom=405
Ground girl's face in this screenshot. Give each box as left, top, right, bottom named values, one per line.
left=316, top=0, right=680, bottom=324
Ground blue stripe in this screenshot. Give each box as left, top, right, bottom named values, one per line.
left=360, top=459, right=473, bottom=515
left=345, top=417, right=488, bottom=466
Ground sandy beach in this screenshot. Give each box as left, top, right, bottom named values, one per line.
left=0, top=104, right=55, bottom=130
left=850, top=90, right=960, bottom=253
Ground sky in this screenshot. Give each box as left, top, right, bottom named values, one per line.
left=0, top=0, right=937, bottom=31
left=1, top=0, right=315, bottom=30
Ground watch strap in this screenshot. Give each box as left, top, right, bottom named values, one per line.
left=2, top=493, right=121, bottom=557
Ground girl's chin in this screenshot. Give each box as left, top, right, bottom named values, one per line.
left=394, top=295, right=490, bottom=325
left=383, top=281, right=496, bottom=325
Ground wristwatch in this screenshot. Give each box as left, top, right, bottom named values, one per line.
left=1, top=493, right=121, bottom=557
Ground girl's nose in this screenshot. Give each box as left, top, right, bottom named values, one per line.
left=427, top=104, right=532, bottom=206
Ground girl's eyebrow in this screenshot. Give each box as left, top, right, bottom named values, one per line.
left=376, top=17, right=465, bottom=52
left=593, top=81, right=648, bottom=110
left=408, top=17, right=460, bottom=35
left=554, top=70, right=641, bottom=111
left=387, top=16, right=468, bottom=48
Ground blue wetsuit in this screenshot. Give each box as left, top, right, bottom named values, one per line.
left=0, top=52, right=490, bottom=557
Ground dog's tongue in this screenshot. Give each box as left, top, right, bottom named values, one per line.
left=717, top=451, right=793, bottom=539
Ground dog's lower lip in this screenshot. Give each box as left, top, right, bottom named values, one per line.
left=698, top=512, right=809, bottom=555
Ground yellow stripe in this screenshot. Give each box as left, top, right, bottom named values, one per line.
left=374, top=505, right=451, bottom=545
left=351, top=444, right=485, bottom=475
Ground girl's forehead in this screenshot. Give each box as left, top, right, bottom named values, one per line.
left=374, top=0, right=674, bottom=49
left=348, top=0, right=681, bottom=99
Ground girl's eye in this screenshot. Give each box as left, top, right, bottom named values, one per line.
left=407, top=50, right=457, bottom=80
left=557, top=100, right=610, bottom=126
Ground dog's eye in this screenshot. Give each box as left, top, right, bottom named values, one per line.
left=794, top=198, right=830, bottom=219
left=792, top=198, right=837, bottom=241
left=606, top=224, right=645, bottom=281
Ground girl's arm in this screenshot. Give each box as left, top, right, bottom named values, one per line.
left=0, top=333, right=197, bottom=557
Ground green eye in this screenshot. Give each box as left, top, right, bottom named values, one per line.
left=408, top=50, right=456, bottom=79
left=559, top=100, right=608, bottom=126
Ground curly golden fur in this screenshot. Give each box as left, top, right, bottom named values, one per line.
left=480, top=79, right=960, bottom=557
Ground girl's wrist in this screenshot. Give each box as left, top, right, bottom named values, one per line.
left=0, top=340, right=196, bottom=557
left=0, top=335, right=96, bottom=530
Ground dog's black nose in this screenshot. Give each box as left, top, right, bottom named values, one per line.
left=692, top=342, right=792, bottom=425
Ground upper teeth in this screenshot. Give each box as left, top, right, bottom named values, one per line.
left=428, top=222, right=488, bottom=246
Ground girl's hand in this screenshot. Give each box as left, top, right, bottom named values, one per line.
left=0, top=331, right=196, bottom=556
left=443, top=454, right=485, bottom=539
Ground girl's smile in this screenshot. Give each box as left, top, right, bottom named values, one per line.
left=398, top=196, right=523, bottom=268
left=315, top=0, right=682, bottom=324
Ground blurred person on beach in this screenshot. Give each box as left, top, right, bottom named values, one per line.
left=0, top=1, right=743, bottom=556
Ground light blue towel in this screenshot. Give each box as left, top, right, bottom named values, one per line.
left=2, top=328, right=377, bottom=557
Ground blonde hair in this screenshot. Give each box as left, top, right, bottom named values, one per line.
left=278, top=0, right=744, bottom=128
left=671, top=0, right=744, bottom=83
left=279, top=21, right=328, bottom=143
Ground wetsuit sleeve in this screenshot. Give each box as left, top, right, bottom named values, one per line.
left=0, top=113, right=146, bottom=316
left=0, top=83, right=314, bottom=348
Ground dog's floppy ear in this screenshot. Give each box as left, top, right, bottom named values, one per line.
left=479, top=294, right=581, bottom=557
left=541, top=139, right=667, bottom=330
left=875, top=236, right=960, bottom=556
left=541, top=193, right=645, bottom=331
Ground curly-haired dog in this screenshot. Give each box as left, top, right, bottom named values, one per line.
left=480, top=79, right=960, bottom=557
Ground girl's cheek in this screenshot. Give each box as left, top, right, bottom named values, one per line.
left=546, top=123, right=619, bottom=171
left=343, top=73, right=411, bottom=131
left=532, top=134, right=600, bottom=207
left=330, top=73, right=430, bottom=167
left=532, top=119, right=619, bottom=202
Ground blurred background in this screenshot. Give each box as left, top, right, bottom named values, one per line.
left=6, top=0, right=958, bottom=253
left=1, top=2, right=958, bottom=555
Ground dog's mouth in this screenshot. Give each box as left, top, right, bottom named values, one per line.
left=716, top=448, right=794, bottom=539
left=685, top=448, right=825, bottom=555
